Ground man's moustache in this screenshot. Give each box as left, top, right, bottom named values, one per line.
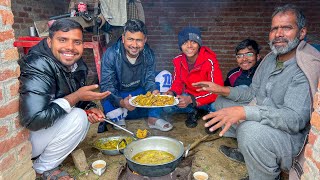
left=272, top=38, right=288, bottom=44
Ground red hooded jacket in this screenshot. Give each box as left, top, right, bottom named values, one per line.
left=169, top=46, right=224, bottom=107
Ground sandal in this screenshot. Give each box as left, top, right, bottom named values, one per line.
left=37, top=167, right=74, bottom=180
left=148, top=118, right=173, bottom=132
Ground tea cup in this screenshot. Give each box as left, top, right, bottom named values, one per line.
left=193, top=171, right=209, bottom=180
left=92, top=160, right=106, bottom=176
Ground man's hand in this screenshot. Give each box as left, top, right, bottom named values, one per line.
left=152, top=89, right=160, bottom=95
left=177, top=95, right=192, bottom=108
left=163, top=90, right=174, bottom=96
left=120, top=95, right=135, bottom=111
left=192, top=81, right=230, bottom=97
left=64, top=84, right=111, bottom=107
left=86, top=108, right=105, bottom=123
left=202, top=106, right=246, bottom=136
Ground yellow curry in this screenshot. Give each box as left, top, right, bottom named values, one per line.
left=132, top=91, right=175, bottom=106
left=132, top=150, right=175, bottom=165
left=136, top=129, right=148, bottom=139
left=95, top=137, right=133, bottom=150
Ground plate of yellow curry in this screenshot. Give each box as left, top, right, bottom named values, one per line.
left=129, top=92, right=179, bottom=108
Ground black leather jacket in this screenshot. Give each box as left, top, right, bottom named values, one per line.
left=18, top=39, right=95, bottom=131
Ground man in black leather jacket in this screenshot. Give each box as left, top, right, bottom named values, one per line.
left=18, top=19, right=110, bottom=179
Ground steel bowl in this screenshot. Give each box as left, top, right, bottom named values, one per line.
left=123, top=136, right=185, bottom=177
left=94, top=135, right=134, bottom=155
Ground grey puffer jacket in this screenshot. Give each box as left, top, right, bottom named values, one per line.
left=100, top=38, right=157, bottom=107
left=18, top=39, right=95, bottom=131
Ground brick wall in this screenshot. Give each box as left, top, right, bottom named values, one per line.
left=302, top=80, right=320, bottom=179
left=11, top=0, right=320, bottom=80
left=0, top=0, right=35, bottom=179
left=12, top=0, right=69, bottom=37
left=142, top=0, right=320, bottom=77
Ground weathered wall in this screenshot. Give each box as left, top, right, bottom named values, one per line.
left=12, top=0, right=69, bottom=37
left=12, top=0, right=319, bottom=80
left=0, top=0, right=35, bottom=179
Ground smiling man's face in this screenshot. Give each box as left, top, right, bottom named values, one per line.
left=235, top=47, right=260, bottom=71
left=269, top=11, right=306, bottom=56
left=122, top=31, right=147, bottom=58
left=47, top=29, right=83, bottom=67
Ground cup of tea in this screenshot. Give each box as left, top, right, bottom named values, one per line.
left=92, top=160, right=106, bottom=176
left=193, top=171, right=209, bottom=180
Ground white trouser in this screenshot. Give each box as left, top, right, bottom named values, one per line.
left=30, top=108, right=90, bottom=174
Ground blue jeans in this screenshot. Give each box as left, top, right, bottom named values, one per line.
left=162, top=93, right=216, bottom=114
left=98, top=88, right=161, bottom=133
left=102, top=87, right=161, bottom=119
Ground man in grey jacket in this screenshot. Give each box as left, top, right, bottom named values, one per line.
left=193, top=4, right=320, bottom=180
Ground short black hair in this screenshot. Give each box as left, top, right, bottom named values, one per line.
left=123, top=19, right=147, bottom=35
left=272, top=4, right=306, bottom=30
left=235, top=39, right=261, bottom=54
left=49, top=19, right=83, bottom=38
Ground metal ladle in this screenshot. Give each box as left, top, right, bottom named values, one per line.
left=86, top=109, right=151, bottom=139
left=102, top=118, right=136, bottom=137
left=85, top=110, right=137, bottom=138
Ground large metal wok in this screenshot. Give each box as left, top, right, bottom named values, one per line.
left=123, top=136, right=185, bottom=177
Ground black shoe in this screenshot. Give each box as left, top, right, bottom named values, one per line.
left=185, top=110, right=198, bottom=128
left=219, top=145, right=245, bottom=164
left=196, top=109, right=209, bottom=119
left=97, top=121, right=108, bottom=133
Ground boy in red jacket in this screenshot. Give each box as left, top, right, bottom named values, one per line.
left=164, top=26, right=224, bottom=128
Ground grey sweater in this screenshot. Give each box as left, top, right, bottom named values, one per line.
left=227, top=40, right=320, bottom=153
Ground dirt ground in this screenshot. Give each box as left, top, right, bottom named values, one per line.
left=61, top=113, right=249, bottom=180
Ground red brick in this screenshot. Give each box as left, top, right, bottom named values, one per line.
left=316, top=161, right=320, bottom=172
left=4, top=48, right=19, bottom=61
left=18, top=11, right=28, bottom=17
left=0, top=10, right=14, bottom=25
left=9, top=80, right=19, bottom=97
left=0, top=153, right=15, bottom=172
left=0, top=125, right=9, bottom=139
left=0, top=30, right=14, bottom=42
left=13, top=17, right=23, bottom=23
left=0, top=128, right=29, bottom=156
left=304, top=144, right=313, bottom=159
left=310, top=112, right=320, bottom=131
left=0, top=99, right=19, bottom=119
left=0, top=87, right=3, bottom=101
left=302, top=162, right=311, bottom=175
left=308, top=130, right=317, bottom=146
left=0, top=0, right=10, bottom=7
left=0, top=66, right=20, bottom=81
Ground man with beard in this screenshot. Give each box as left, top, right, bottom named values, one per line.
left=224, top=39, right=261, bottom=87
left=19, top=19, right=111, bottom=179
left=99, top=19, right=173, bottom=132
left=193, top=4, right=320, bottom=180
